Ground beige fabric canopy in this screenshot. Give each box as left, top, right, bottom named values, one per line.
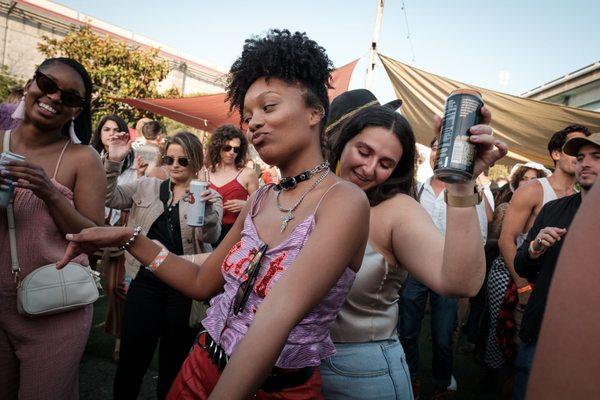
left=379, top=54, right=600, bottom=166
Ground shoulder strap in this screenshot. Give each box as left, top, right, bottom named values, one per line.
left=3, top=129, right=11, bottom=151
left=52, top=140, right=70, bottom=180
left=250, top=184, right=272, bottom=218
left=313, top=181, right=341, bottom=214
left=6, top=203, right=21, bottom=284
left=235, top=168, right=244, bottom=179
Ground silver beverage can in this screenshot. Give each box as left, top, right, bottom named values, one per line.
left=187, top=180, right=209, bottom=227
left=434, top=89, right=484, bottom=183
left=0, top=151, right=25, bottom=208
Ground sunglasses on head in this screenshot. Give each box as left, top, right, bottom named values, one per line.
left=162, top=155, right=190, bottom=167
left=34, top=71, right=86, bottom=108
left=222, top=145, right=240, bottom=154
left=233, top=243, right=268, bottom=315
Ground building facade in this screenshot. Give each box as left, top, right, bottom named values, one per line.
left=522, top=61, right=600, bottom=112
left=0, top=0, right=226, bottom=95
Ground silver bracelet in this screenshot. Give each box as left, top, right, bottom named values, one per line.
left=119, top=226, right=142, bottom=251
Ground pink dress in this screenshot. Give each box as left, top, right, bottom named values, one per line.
left=0, top=133, right=92, bottom=400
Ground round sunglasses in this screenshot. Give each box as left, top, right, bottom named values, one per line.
left=34, top=71, right=86, bottom=108
left=222, top=145, right=240, bottom=154
left=162, top=155, right=190, bottom=167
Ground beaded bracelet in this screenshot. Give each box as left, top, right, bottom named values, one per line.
left=147, top=247, right=169, bottom=272
left=119, top=226, right=142, bottom=251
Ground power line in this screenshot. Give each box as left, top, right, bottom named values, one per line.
left=401, top=0, right=416, bottom=62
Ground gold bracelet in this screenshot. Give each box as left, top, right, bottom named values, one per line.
left=444, top=186, right=482, bottom=207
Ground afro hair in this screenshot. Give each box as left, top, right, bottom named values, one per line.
left=226, top=29, right=334, bottom=135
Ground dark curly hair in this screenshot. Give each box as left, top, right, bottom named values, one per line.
left=226, top=29, right=333, bottom=148
left=509, top=166, right=548, bottom=192
left=329, top=106, right=416, bottom=207
left=548, top=124, right=591, bottom=164
left=208, top=124, right=248, bottom=172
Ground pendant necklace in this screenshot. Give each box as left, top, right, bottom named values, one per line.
left=276, top=163, right=330, bottom=233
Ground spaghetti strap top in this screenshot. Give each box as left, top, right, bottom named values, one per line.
left=209, top=169, right=249, bottom=225
left=0, top=131, right=88, bottom=296
left=202, top=181, right=356, bottom=368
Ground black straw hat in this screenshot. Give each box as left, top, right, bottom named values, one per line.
left=325, top=89, right=402, bottom=136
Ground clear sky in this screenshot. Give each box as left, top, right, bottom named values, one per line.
left=56, top=0, right=599, bottom=103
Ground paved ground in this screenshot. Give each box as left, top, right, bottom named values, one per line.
left=80, top=296, right=503, bottom=400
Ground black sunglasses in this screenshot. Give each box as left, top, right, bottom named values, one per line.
left=233, top=243, right=268, bottom=315
left=162, top=155, right=190, bottom=167
left=34, top=71, right=86, bottom=108
left=222, top=145, right=240, bottom=154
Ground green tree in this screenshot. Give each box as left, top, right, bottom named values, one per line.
left=0, top=66, right=23, bottom=102
left=37, top=26, right=169, bottom=124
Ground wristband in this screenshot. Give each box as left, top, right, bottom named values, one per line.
left=147, top=247, right=169, bottom=272
left=528, top=240, right=545, bottom=257
left=517, top=284, right=533, bottom=294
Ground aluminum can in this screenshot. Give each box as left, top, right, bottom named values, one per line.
left=187, top=180, right=209, bottom=227
left=434, top=89, right=484, bottom=183
left=0, top=151, right=25, bottom=208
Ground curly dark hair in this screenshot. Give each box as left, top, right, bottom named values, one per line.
left=329, top=106, right=416, bottom=207
left=509, top=166, right=548, bottom=191
left=226, top=29, right=333, bottom=148
left=208, top=124, right=248, bottom=171
left=548, top=124, right=591, bottom=163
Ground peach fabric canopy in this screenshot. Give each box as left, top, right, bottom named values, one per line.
left=379, top=54, right=600, bottom=166
left=117, top=59, right=359, bottom=132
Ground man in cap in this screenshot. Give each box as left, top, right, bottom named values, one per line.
left=499, top=125, right=590, bottom=312
left=512, top=132, right=600, bottom=399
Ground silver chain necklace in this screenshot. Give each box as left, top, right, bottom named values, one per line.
left=276, top=168, right=330, bottom=232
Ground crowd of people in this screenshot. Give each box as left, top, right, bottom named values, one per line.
left=0, top=29, right=598, bottom=400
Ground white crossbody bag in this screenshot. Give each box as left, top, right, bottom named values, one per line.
left=3, top=130, right=100, bottom=317
left=7, top=203, right=100, bottom=317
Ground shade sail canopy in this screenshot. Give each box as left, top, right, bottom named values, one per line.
left=117, top=59, right=359, bottom=132
left=379, top=54, right=600, bottom=166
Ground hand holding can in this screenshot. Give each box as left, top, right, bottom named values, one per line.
left=187, top=180, right=208, bottom=227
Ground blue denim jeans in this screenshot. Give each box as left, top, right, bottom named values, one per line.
left=398, top=275, right=458, bottom=389
left=513, top=342, right=536, bottom=400
left=320, top=338, right=413, bottom=399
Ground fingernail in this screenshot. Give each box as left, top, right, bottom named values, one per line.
left=66, top=234, right=73, bottom=240
left=0, top=169, right=9, bottom=175
left=470, top=136, right=480, bottom=142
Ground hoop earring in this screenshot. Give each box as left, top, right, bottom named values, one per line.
left=11, top=95, right=26, bottom=120
left=69, top=118, right=81, bottom=144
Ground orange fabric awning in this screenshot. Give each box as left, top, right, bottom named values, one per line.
left=117, top=59, right=359, bottom=132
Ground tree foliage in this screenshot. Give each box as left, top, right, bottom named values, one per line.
left=37, top=26, right=170, bottom=124
left=0, top=65, right=23, bottom=102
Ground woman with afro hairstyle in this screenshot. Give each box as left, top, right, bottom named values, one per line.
left=58, top=29, right=370, bottom=399
left=207, top=124, right=259, bottom=246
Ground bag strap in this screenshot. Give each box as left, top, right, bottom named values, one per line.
left=3, top=129, right=10, bottom=151
left=6, top=204, right=21, bottom=285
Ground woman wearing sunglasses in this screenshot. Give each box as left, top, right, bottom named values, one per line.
left=101, top=131, right=223, bottom=400
left=207, top=124, right=259, bottom=246
left=0, top=58, right=105, bottom=399
left=58, top=30, right=369, bottom=399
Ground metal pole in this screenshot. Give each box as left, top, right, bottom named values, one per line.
left=365, top=0, right=384, bottom=90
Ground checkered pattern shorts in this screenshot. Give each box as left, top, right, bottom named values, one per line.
left=483, top=256, right=511, bottom=369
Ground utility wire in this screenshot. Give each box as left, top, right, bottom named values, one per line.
left=401, top=0, right=416, bottom=62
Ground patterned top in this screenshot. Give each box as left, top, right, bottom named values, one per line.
left=202, top=184, right=356, bottom=368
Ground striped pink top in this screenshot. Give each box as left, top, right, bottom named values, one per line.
left=202, top=184, right=356, bottom=368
